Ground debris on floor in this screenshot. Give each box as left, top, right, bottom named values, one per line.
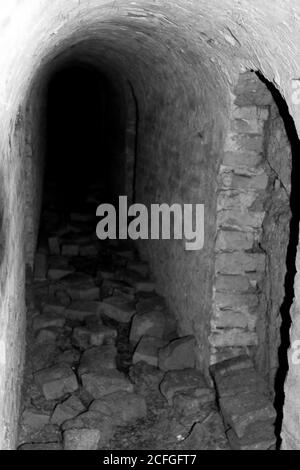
left=18, top=186, right=276, bottom=450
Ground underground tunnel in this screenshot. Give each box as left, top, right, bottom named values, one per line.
left=1, top=0, right=300, bottom=452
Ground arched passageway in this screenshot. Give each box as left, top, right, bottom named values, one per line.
left=0, top=0, right=300, bottom=451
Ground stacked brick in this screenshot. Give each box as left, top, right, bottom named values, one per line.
left=210, top=72, right=273, bottom=364
left=210, top=355, right=276, bottom=450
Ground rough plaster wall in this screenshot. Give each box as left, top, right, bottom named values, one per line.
left=259, top=100, right=292, bottom=387
left=24, top=82, right=47, bottom=270
left=136, top=81, right=226, bottom=373
left=0, top=104, right=27, bottom=449
left=282, top=243, right=300, bottom=449
left=0, top=0, right=300, bottom=449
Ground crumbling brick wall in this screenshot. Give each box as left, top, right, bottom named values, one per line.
left=211, top=72, right=292, bottom=388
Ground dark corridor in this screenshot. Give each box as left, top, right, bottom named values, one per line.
left=45, top=65, right=125, bottom=214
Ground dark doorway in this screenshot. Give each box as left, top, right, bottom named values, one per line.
left=45, top=64, right=125, bottom=215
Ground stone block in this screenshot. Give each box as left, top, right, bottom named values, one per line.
left=100, top=295, right=136, bottom=322
left=209, top=329, right=258, bottom=348
left=219, top=391, right=276, bottom=438
left=233, top=106, right=269, bottom=121
left=178, top=412, right=230, bottom=450
left=225, top=132, right=264, bottom=153
left=51, top=396, right=85, bottom=426
left=130, top=310, right=166, bottom=344
left=214, top=292, right=259, bottom=313
left=158, top=336, right=196, bottom=370
left=81, top=370, right=133, bottom=398
left=63, top=428, right=101, bottom=450
left=215, top=252, right=265, bottom=275
left=90, top=325, right=117, bottom=346
left=217, top=189, right=258, bottom=212
left=217, top=209, right=265, bottom=230
left=64, top=300, right=102, bottom=320
left=69, top=286, right=100, bottom=301
left=160, top=369, right=211, bottom=405
left=78, top=345, right=117, bottom=375
left=36, top=328, right=58, bottom=344
left=215, top=274, right=253, bottom=293
left=42, top=302, right=67, bottom=315
left=226, top=425, right=276, bottom=450
left=173, top=388, right=216, bottom=418
left=213, top=368, right=269, bottom=398
left=89, top=391, right=147, bottom=424
left=72, top=327, right=93, bottom=350
left=215, top=230, right=254, bottom=252
left=21, top=408, right=50, bottom=431
left=223, top=150, right=263, bottom=168
left=231, top=118, right=264, bottom=135
left=33, top=312, right=65, bottom=331
left=55, top=349, right=81, bottom=365
left=34, top=363, right=78, bottom=400
left=133, top=336, right=167, bottom=367
left=47, top=268, right=74, bottom=280
left=60, top=272, right=95, bottom=289
left=129, top=362, right=165, bottom=394
left=210, top=354, right=253, bottom=378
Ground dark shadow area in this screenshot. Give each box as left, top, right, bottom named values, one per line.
left=257, top=71, right=300, bottom=447
left=44, top=63, right=125, bottom=215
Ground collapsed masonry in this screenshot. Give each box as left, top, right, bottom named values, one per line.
left=18, top=182, right=276, bottom=450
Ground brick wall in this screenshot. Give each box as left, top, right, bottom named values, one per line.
left=210, top=72, right=292, bottom=388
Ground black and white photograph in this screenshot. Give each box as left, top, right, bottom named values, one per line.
left=0, top=0, right=298, bottom=456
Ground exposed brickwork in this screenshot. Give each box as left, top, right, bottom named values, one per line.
left=210, top=72, right=292, bottom=387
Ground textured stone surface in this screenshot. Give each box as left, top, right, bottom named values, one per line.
left=160, top=369, right=211, bottom=405
left=64, top=300, right=102, bottom=320
left=100, top=295, right=136, bottom=322
left=78, top=345, right=117, bottom=375
left=81, top=370, right=134, bottom=398
left=51, top=396, right=85, bottom=426
left=158, top=336, right=196, bottom=371
left=178, top=412, right=230, bottom=450
left=33, top=313, right=65, bottom=331
left=219, top=392, right=276, bottom=438
left=226, top=423, right=276, bottom=450
left=133, top=336, right=166, bottom=367
left=130, top=311, right=165, bottom=344
left=129, top=361, right=165, bottom=395
left=63, top=428, right=101, bottom=450
left=89, top=391, right=147, bottom=424
left=21, top=409, right=50, bottom=431
left=34, top=364, right=78, bottom=400
left=0, top=0, right=300, bottom=450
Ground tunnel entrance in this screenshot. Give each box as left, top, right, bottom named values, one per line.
left=44, top=63, right=127, bottom=216
left=17, top=58, right=297, bottom=451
